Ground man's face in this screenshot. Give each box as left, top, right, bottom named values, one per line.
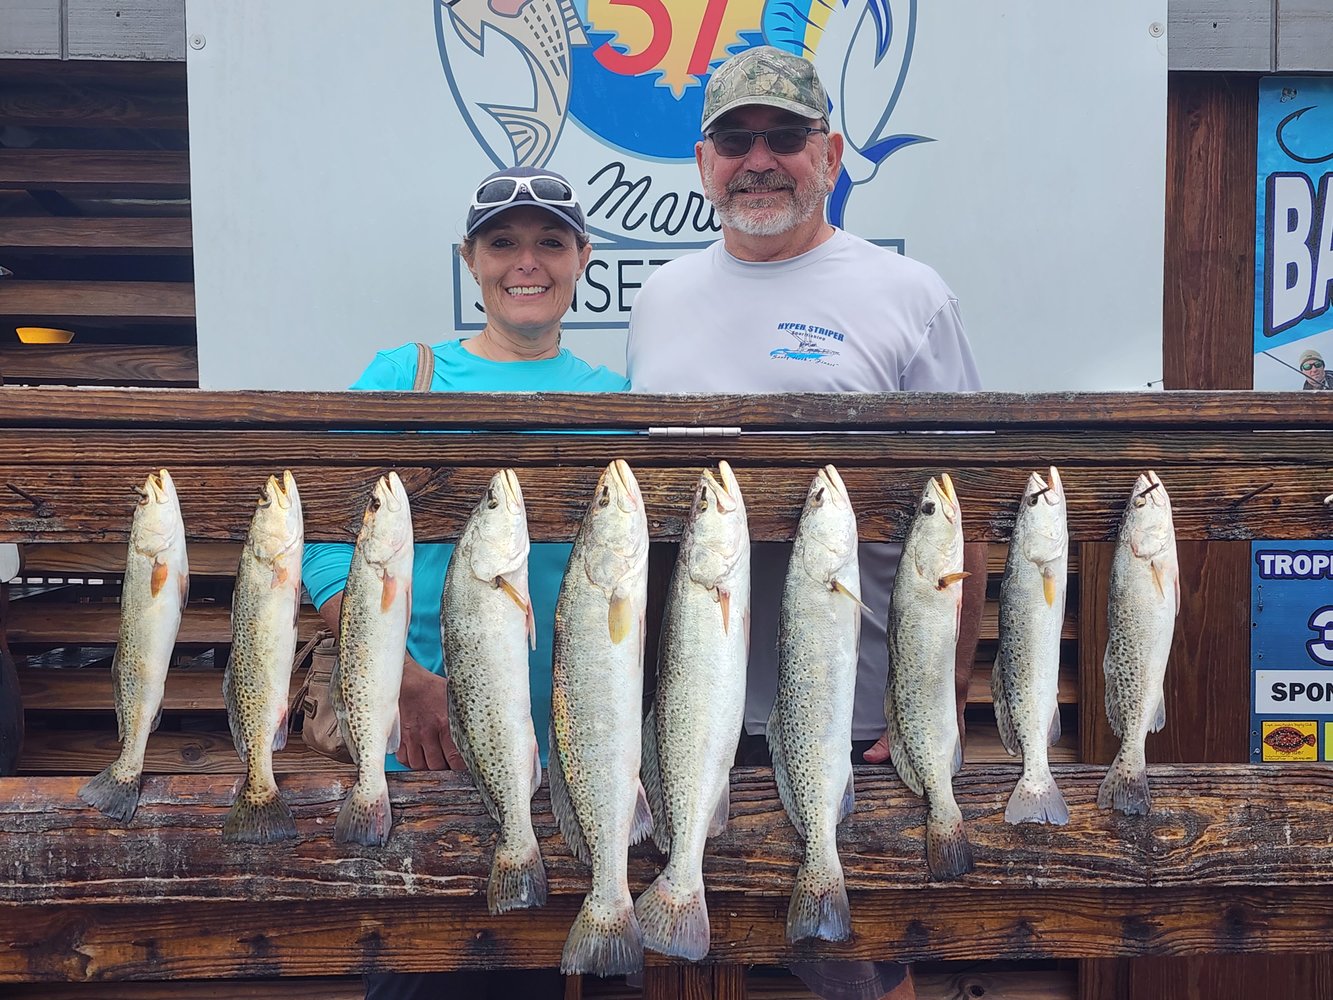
left=1304, top=357, right=1327, bottom=385
left=696, top=105, right=842, bottom=238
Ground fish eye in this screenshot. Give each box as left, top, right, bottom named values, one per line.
left=813, top=486, right=825, bottom=504
left=486, top=488, right=499, bottom=510
left=598, top=486, right=610, bottom=508
left=1133, top=496, right=1146, bottom=509
left=369, top=495, right=382, bottom=512
left=921, top=500, right=936, bottom=515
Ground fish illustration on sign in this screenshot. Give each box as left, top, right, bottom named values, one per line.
left=439, top=0, right=588, bottom=167
left=761, top=0, right=929, bottom=226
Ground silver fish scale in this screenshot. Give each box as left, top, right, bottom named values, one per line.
left=335, top=556, right=405, bottom=759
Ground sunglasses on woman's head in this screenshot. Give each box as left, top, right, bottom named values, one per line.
left=472, top=175, right=577, bottom=210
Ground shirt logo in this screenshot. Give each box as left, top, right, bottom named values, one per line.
left=769, top=322, right=845, bottom=365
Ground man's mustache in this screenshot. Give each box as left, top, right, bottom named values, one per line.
left=726, top=171, right=796, bottom=194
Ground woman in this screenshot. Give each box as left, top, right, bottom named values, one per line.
left=303, top=166, right=625, bottom=1000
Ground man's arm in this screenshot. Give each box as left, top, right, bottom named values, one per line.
left=315, top=592, right=464, bottom=771
left=862, top=540, right=987, bottom=764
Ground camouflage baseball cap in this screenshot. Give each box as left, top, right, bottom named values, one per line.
left=701, top=46, right=829, bottom=132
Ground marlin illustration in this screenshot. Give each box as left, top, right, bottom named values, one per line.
left=770, top=327, right=840, bottom=361
left=443, top=0, right=588, bottom=167
left=761, top=0, right=930, bottom=226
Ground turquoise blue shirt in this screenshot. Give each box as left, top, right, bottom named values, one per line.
left=303, top=339, right=628, bottom=768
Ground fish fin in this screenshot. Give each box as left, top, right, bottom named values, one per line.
left=272, top=562, right=289, bottom=588
left=481, top=104, right=555, bottom=169
left=636, top=872, right=710, bottom=961
left=707, top=777, right=730, bottom=838
left=110, top=649, right=126, bottom=740
left=272, top=710, right=289, bottom=752
left=839, top=769, right=855, bottom=824
left=717, top=587, right=730, bottom=634
left=1005, top=769, right=1070, bottom=826
left=527, top=592, right=537, bottom=651
left=1097, top=749, right=1151, bottom=815
left=151, top=559, right=169, bottom=597
left=640, top=705, right=669, bottom=852
left=608, top=593, right=633, bottom=644
left=446, top=691, right=499, bottom=824
left=766, top=714, right=805, bottom=839
left=78, top=765, right=141, bottom=823
left=530, top=741, right=542, bottom=797
left=334, top=777, right=393, bottom=846
left=937, top=571, right=971, bottom=590
left=926, top=811, right=975, bottom=881
left=1151, top=690, right=1167, bottom=733
left=952, top=734, right=964, bottom=777
left=559, top=0, right=589, bottom=46
left=150, top=703, right=163, bottom=734
left=223, top=780, right=297, bottom=844
left=883, top=684, right=924, bottom=796
left=1150, top=560, right=1166, bottom=601
left=831, top=578, right=871, bottom=614
left=1047, top=704, right=1063, bottom=746
left=786, top=859, right=851, bottom=943
left=630, top=780, right=654, bottom=847
left=488, top=829, right=548, bottom=914
left=547, top=720, right=592, bottom=865
left=179, top=569, right=190, bottom=605
left=386, top=712, right=401, bottom=756
left=496, top=574, right=529, bottom=615
left=1174, top=572, right=1181, bottom=616
left=1043, top=568, right=1058, bottom=607
left=1101, top=650, right=1125, bottom=739
left=222, top=660, right=246, bottom=760
left=991, top=659, right=1019, bottom=757
left=380, top=573, right=397, bottom=613
left=560, top=894, right=644, bottom=976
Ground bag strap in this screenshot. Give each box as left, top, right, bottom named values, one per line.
left=412, top=343, right=435, bottom=392
left=288, top=627, right=334, bottom=729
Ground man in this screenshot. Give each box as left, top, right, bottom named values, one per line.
left=626, top=46, right=986, bottom=1000
left=1299, top=349, right=1330, bottom=389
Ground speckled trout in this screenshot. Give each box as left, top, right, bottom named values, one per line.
left=223, top=471, right=304, bottom=843
left=442, top=469, right=546, bottom=914
left=333, top=472, right=413, bottom=846
left=79, top=469, right=189, bottom=822
left=549, top=459, right=652, bottom=976
left=993, top=467, right=1069, bottom=825
left=636, top=461, right=749, bottom=960
left=1099, top=471, right=1179, bottom=815
left=769, top=465, right=863, bottom=943
left=885, top=474, right=974, bottom=881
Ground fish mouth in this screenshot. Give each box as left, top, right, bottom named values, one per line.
left=815, top=464, right=850, bottom=506
left=702, top=461, right=741, bottom=513
left=935, top=472, right=960, bottom=522
left=377, top=471, right=406, bottom=513
left=1028, top=465, right=1064, bottom=506
left=263, top=470, right=297, bottom=511
left=143, top=468, right=173, bottom=504
left=1135, top=469, right=1165, bottom=503
left=606, top=459, right=641, bottom=512
left=499, top=468, right=525, bottom=514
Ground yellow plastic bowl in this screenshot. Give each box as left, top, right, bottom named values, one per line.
left=15, top=327, right=75, bottom=344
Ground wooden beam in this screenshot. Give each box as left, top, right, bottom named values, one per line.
left=0, top=280, right=195, bottom=322
left=18, top=542, right=239, bottom=577
left=16, top=730, right=352, bottom=776
left=1, top=218, right=193, bottom=254
left=17, top=665, right=271, bottom=712
left=0, top=150, right=189, bottom=197
left=0, top=65, right=188, bottom=129
left=0, top=345, right=198, bottom=386
left=5, top=600, right=323, bottom=646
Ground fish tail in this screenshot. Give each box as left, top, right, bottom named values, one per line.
left=334, top=775, right=393, bottom=846
left=222, top=777, right=297, bottom=844
left=786, top=852, right=851, bottom=944
left=1097, top=747, right=1151, bottom=815
left=926, top=809, right=974, bottom=881
left=634, top=868, right=710, bottom=961
left=1004, top=765, right=1070, bottom=826
left=78, top=761, right=142, bottom=823
left=488, top=829, right=548, bottom=914
left=560, top=891, right=643, bottom=976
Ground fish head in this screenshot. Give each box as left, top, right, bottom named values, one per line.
left=904, top=474, right=964, bottom=582
left=579, top=460, right=649, bottom=589
left=247, top=471, right=304, bottom=564
left=796, top=465, right=858, bottom=584
left=1013, top=466, right=1068, bottom=566
left=356, top=472, right=414, bottom=567
left=461, top=468, right=530, bottom=581
left=130, top=468, right=184, bottom=555
left=1122, top=470, right=1174, bottom=559
left=684, top=461, right=750, bottom=589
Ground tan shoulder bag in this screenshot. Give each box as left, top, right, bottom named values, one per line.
left=293, top=343, right=435, bottom=761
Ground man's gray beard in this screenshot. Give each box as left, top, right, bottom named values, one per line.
left=704, top=161, right=833, bottom=238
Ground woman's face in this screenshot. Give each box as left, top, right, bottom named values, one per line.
left=466, top=205, right=590, bottom=343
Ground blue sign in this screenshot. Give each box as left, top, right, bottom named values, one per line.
left=1251, top=540, right=1333, bottom=762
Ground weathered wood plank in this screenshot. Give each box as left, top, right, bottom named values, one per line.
left=17, top=665, right=268, bottom=712
left=5, top=600, right=323, bottom=646
left=16, top=730, right=353, bottom=776
left=0, top=150, right=190, bottom=196
left=1278, top=1, right=1333, bottom=71
left=66, top=0, right=185, bottom=61
left=0, top=345, right=198, bottom=386
left=0, top=281, right=195, bottom=322
left=1, top=218, right=193, bottom=254
left=3, top=389, right=1333, bottom=431
left=1168, top=1, right=1272, bottom=72
left=8, top=979, right=362, bottom=999
left=0, top=765, right=1321, bottom=905
left=0, top=60, right=188, bottom=128
left=0, top=0, right=61, bottom=58
left=18, top=542, right=239, bottom=577
left=0, top=462, right=1324, bottom=544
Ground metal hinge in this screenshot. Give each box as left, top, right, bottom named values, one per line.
left=647, top=426, right=742, bottom=437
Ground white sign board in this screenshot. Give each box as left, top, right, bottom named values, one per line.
left=186, top=0, right=1167, bottom=391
